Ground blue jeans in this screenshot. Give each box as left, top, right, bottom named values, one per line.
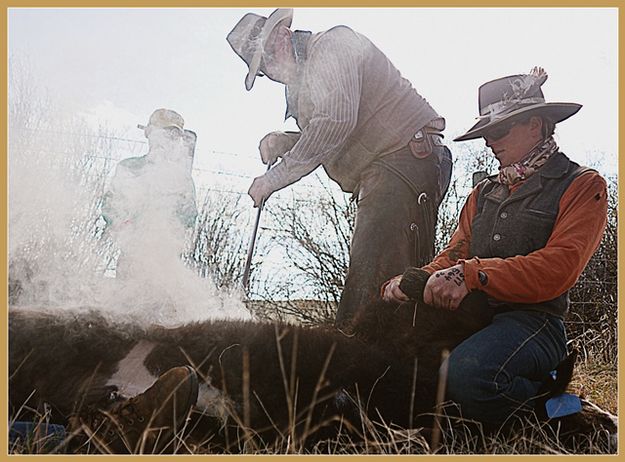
left=9, top=421, right=66, bottom=446
left=444, top=310, right=567, bottom=425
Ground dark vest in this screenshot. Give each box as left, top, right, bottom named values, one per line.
left=470, top=152, right=589, bottom=317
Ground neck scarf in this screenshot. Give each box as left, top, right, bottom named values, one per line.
left=496, top=137, right=559, bottom=185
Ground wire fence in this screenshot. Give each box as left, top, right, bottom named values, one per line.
left=12, top=125, right=335, bottom=210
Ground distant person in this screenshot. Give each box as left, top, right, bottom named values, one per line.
left=102, top=109, right=198, bottom=279
left=382, top=68, right=608, bottom=426
left=227, top=9, right=452, bottom=325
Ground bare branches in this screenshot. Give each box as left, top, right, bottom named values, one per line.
left=253, top=177, right=355, bottom=324
left=186, top=192, right=249, bottom=289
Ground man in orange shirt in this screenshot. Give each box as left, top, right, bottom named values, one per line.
left=382, top=67, right=608, bottom=426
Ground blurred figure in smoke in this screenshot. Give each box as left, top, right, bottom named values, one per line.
left=227, top=9, right=453, bottom=325
left=102, top=109, right=198, bottom=280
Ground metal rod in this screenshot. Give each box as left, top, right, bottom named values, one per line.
left=241, top=162, right=272, bottom=292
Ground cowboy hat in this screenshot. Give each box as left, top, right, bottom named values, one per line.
left=226, top=8, right=293, bottom=91
left=137, top=108, right=184, bottom=137
left=454, top=67, right=581, bottom=142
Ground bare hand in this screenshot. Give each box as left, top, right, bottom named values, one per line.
left=382, top=275, right=410, bottom=304
left=423, top=264, right=469, bottom=310
left=248, top=175, right=274, bottom=208
left=259, top=131, right=295, bottom=165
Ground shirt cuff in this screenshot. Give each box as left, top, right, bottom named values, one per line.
left=460, top=257, right=487, bottom=291
left=263, top=162, right=290, bottom=193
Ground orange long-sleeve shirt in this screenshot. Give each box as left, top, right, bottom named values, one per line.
left=422, top=170, right=608, bottom=304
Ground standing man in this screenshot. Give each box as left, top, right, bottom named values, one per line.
left=383, top=68, right=608, bottom=426
left=227, top=9, right=452, bottom=324
left=102, top=108, right=198, bottom=279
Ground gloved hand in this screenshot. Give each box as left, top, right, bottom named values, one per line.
left=248, top=175, right=275, bottom=208
left=258, top=131, right=300, bottom=165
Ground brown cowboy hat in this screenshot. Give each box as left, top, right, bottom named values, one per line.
left=226, top=8, right=293, bottom=91
left=454, top=67, right=582, bottom=142
left=137, top=108, right=184, bottom=138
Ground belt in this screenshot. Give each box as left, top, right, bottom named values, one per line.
left=410, top=131, right=444, bottom=158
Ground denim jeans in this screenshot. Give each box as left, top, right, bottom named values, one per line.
left=444, top=309, right=567, bottom=425
left=9, top=421, right=66, bottom=446
left=336, top=144, right=452, bottom=325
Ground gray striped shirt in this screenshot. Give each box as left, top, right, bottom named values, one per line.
left=264, top=26, right=442, bottom=193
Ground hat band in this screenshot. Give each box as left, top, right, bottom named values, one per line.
left=479, top=97, right=545, bottom=121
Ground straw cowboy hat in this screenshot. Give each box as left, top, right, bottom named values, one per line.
left=454, top=68, right=582, bottom=141
left=137, top=109, right=184, bottom=137
left=226, top=8, right=294, bottom=91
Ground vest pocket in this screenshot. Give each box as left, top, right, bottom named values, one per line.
left=519, top=209, right=556, bottom=251
left=524, top=208, right=557, bottom=219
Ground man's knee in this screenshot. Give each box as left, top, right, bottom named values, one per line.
left=444, top=352, right=539, bottom=425
left=444, top=352, right=500, bottom=420
left=445, top=353, right=487, bottom=404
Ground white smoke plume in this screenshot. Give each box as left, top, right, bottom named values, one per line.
left=9, top=59, right=251, bottom=326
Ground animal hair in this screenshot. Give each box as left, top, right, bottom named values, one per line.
left=9, top=277, right=616, bottom=451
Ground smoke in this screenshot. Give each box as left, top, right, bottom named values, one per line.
left=9, top=64, right=250, bottom=325
left=97, top=128, right=251, bottom=325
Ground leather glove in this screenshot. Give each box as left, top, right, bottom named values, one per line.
left=258, top=131, right=300, bottom=165
left=248, top=175, right=275, bottom=208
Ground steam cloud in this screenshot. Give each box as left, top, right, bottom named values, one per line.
left=8, top=111, right=251, bottom=326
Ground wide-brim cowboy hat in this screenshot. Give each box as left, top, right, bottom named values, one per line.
left=226, top=8, right=294, bottom=91
left=137, top=108, right=184, bottom=137
left=454, top=68, right=582, bottom=142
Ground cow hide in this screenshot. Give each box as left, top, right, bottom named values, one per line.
left=8, top=294, right=617, bottom=453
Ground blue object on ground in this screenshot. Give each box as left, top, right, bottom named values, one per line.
left=545, top=393, right=583, bottom=419
left=9, top=421, right=66, bottom=446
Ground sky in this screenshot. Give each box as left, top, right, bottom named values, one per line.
left=9, top=7, right=619, bottom=197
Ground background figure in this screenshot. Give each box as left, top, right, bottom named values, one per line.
left=227, top=9, right=452, bottom=325
left=102, top=108, right=198, bottom=280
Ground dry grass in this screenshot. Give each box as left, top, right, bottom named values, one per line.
left=569, top=359, right=617, bottom=415
left=10, top=352, right=617, bottom=456
left=9, top=408, right=615, bottom=455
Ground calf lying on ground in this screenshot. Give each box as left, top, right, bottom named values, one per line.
left=9, top=270, right=617, bottom=453
left=9, top=306, right=426, bottom=451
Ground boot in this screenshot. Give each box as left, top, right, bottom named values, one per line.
left=73, top=365, right=199, bottom=453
